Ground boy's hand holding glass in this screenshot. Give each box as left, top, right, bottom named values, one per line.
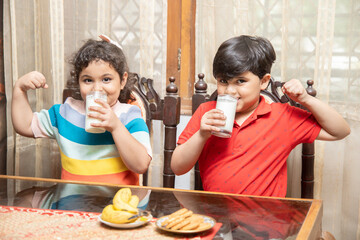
left=200, top=108, right=227, bottom=139
left=211, top=94, right=237, bottom=138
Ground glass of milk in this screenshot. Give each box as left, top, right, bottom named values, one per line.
left=85, top=91, right=107, bottom=133
left=211, top=94, right=237, bottom=138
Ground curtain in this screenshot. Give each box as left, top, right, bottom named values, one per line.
left=3, top=0, right=167, bottom=188
left=0, top=0, right=6, bottom=178
left=195, top=0, right=360, bottom=239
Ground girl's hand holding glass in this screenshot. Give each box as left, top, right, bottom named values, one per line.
left=86, top=94, right=121, bottom=133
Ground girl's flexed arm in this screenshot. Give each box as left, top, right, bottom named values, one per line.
left=11, top=71, right=48, bottom=137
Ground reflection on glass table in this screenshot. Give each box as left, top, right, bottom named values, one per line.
left=0, top=175, right=322, bottom=240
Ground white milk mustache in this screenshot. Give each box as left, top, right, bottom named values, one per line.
left=211, top=94, right=237, bottom=138
left=85, top=91, right=107, bottom=133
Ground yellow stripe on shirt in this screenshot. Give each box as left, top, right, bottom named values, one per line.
left=60, top=150, right=129, bottom=175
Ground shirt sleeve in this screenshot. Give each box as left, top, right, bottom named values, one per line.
left=177, top=101, right=216, bottom=145
left=124, top=105, right=153, bottom=158
left=285, top=104, right=321, bottom=146
left=31, top=106, right=58, bottom=139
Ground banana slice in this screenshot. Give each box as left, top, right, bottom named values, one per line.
left=113, top=188, right=139, bottom=213
left=101, top=204, right=137, bottom=224
left=101, top=188, right=142, bottom=224
left=113, top=199, right=139, bottom=213
left=114, top=187, right=132, bottom=203
left=128, top=195, right=139, bottom=208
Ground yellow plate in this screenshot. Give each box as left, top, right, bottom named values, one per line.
left=155, top=214, right=216, bottom=234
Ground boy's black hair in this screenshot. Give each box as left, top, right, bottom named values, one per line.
left=213, top=35, right=276, bottom=80
left=68, top=39, right=136, bottom=103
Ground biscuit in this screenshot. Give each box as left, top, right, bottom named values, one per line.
left=166, top=216, right=185, bottom=229
left=195, top=222, right=212, bottom=231
left=161, top=208, right=211, bottom=232
left=169, top=208, right=188, bottom=218
left=162, top=208, right=189, bottom=226
left=180, top=215, right=204, bottom=230
left=170, top=218, right=191, bottom=230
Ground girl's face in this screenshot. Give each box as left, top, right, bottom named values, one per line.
left=79, top=60, right=127, bottom=107
left=216, top=71, right=270, bottom=116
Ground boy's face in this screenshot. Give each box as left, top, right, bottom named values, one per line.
left=79, top=60, right=127, bottom=107
left=216, top=71, right=270, bottom=115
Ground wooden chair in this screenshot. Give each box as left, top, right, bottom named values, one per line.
left=192, top=73, right=317, bottom=199
left=63, top=71, right=180, bottom=187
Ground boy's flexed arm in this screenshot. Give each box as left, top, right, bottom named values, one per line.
left=282, top=79, right=351, bottom=141
left=11, top=71, right=48, bottom=137
left=171, top=109, right=226, bottom=175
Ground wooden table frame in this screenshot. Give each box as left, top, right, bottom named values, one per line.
left=0, top=175, right=323, bottom=239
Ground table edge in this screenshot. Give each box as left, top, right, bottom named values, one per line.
left=296, top=199, right=323, bottom=240
left=0, top=175, right=315, bottom=202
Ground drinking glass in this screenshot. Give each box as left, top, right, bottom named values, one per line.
left=211, top=94, right=237, bottom=138
left=85, top=91, right=107, bottom=133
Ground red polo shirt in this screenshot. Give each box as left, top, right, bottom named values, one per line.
left=177, top=96, right=321, bottom=197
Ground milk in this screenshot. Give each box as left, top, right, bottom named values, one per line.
left=212, top=94, right=237, bottom=138
left=85, top=91, right=107, bottom=133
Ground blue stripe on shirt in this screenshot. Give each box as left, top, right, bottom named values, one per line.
left=49, top=105, right=114, bottom=145
left=125, top=118, right=149, bottom=134
left=48, top=104, right=148, bottom=145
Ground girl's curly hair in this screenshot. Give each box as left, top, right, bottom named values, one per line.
left=68, top=39, right=135, bottom=103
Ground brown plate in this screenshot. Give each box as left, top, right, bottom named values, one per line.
left=155, top=214, right=216, bottom=234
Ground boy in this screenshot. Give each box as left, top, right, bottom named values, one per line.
left=171, top=35, right=350, bottom=197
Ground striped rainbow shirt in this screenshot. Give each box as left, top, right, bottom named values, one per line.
left=31, top=97, right=152, bottom=185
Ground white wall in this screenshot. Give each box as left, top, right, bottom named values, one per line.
left=174, top=115, right=193, bottom=190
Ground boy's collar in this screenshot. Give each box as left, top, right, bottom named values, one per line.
left=254, top=96, right=272, bottom=116
left=235, top=96, right=271, bottom=128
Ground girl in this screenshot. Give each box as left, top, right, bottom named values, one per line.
left=11, top=38, right=152, bottom=185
